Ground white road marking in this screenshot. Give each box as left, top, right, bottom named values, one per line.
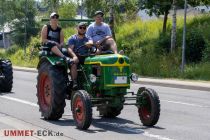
left=0, top=94, right=208, bottom=109
left=0, top=95, right=38, bottom=107
left=98, top=122, right=174, bottom=140
left=161, top=100, right=209, bottom=108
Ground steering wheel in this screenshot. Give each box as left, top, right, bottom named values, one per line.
left=75, top=44, right=97, bottom=57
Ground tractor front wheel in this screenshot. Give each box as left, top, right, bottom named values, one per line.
left=137, top=87, right=160, bottom=126
left=72, top=90, right=92, bottom=130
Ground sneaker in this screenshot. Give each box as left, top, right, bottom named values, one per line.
left=118, top=50, right=124, bottom=55
left=63, top=56, right=72, bottom=66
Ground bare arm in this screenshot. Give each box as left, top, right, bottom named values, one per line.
left=67, top=45, right=77, bottom=58
left=96, top=36, right=112, bottom=46
left=41, top=25, right=48, bottom=44
left=85, top=40, right=93, bottom=48
left=67, top=45, right=79, bottom=63
left=59, top=29, right=64, bottom=47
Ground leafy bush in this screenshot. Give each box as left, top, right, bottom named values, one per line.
left=155, top=32, right=171, bottom=54
left=5, top=45, right=19, bottom=55
left=28, top=36, right=41, bottom=59
left=116, top=19, right=162, bottom=55
left=183, top=63, right=210, bottom=80
left=202, top=40, right=210, bottom=62
left=185, top=29, right=206, bottom=63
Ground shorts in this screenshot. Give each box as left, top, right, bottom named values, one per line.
left=43, top=42, right=57, bottom=50
left=77, top=55, right=86, bottom=65
left=100, top=40, right=111, bottom=51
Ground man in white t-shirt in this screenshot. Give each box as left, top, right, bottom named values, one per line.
left=86, top=11, right=118, bottom=54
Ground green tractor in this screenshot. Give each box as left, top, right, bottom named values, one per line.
left=0, top=58, right=13, bottom=92
left=37, top=46, right=160, bottom=130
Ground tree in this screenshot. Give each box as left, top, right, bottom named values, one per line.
left=84, top=0, right=109, bottom=17
left=0, top=0, right=17, bottom=48
left=58, top=1, right=76, bottom=18
left=139, top=0, right=210, bottom=33
left=84, top=0, right=139, bottom=22
left=9, top=0, right=39, bottom=46
left=170, top=0, right=210, bottom=52
left=49, top=0, right=59, bottom=12
left=138, top=0, right=184, bottom=33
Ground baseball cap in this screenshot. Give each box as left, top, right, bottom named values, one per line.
left=94, top=11, right=104, bottom=17
left=50, top=12, right=59, bottom=18
left=78, top=22, right=87, bottom=27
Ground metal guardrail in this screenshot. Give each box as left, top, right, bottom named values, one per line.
left=41, top=18, right=94, bottom=25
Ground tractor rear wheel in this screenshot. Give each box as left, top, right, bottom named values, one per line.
left=137, top=87, right=160, bottom=126
left=0, top=59, right=13, bottom=92
left=37, top=61, right=66, bottom=120
left=72, top=90, right=92, bottom=130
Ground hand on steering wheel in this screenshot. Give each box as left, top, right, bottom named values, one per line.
left=75, top=43, right=97, bottom=56
left=85, top=42, right=93, bottom=48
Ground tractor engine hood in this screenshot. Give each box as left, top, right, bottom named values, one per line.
left=84, top=54, right=130, bottom=66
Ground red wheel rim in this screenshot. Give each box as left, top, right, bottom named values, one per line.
left=74, top=97, right=84, bottom=123
left=39, top=73, right=52, bottom=110
left=138, top=93, right=151, bottom=120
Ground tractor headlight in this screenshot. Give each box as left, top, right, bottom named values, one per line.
left=130, top=73, right=138, bottom=82
left=89, top=74, right=96, bottom=83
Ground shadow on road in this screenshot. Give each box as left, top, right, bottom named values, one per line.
left=43, top=115, right=165, bottom=134
left=90, top=117, right=165, bottom=134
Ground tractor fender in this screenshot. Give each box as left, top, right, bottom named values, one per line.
left=37, top=56, right=66, bottom=69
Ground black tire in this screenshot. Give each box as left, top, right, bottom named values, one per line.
left=37, top=61, right=66, bottom=120
left=137, top=87, right=160, bottom=126
left=0, top=59, right=13, bottom=92
left=99, top=105, right=123, bottom=118
left=72, top=90, right=92, bottom=130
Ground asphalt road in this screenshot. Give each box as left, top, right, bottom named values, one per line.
left=0, top=70, right=210, bottom=140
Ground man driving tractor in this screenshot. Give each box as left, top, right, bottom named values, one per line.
left=67, top=22, right=93, bottom=89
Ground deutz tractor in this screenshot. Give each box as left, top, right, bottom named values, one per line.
left=37, top=46, right=160, bottom=130
left=0, top=58, right=13, bottom=92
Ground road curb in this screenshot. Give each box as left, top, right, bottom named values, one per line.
left=13, top=66, right=210, bottom=91
left=137, top=80, right=210, bottom=91
left=13, top=66, right=37, bottom=73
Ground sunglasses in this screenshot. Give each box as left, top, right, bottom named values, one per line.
left=51, top=16, right=58, bottom=19
left=79, top=26, right=86, bottom=30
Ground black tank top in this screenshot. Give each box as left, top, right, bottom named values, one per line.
left=47, top=24, right=61, bottom=43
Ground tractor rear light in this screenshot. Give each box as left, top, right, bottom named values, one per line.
left=130, top=73, right=138, bottom=82
left=89, top=74, right=97, bottom=83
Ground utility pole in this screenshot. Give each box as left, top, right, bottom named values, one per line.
left=171, top=0, right=177, bottom=53
left=1, top=0, right=6, bottom=49
left=81, top=0, right=83, bottom=19
left=24, top=0, right=28, bottom=57
left=181, top=0, right=187, bottom=72
left=109, top=0, right=115, bottom=40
